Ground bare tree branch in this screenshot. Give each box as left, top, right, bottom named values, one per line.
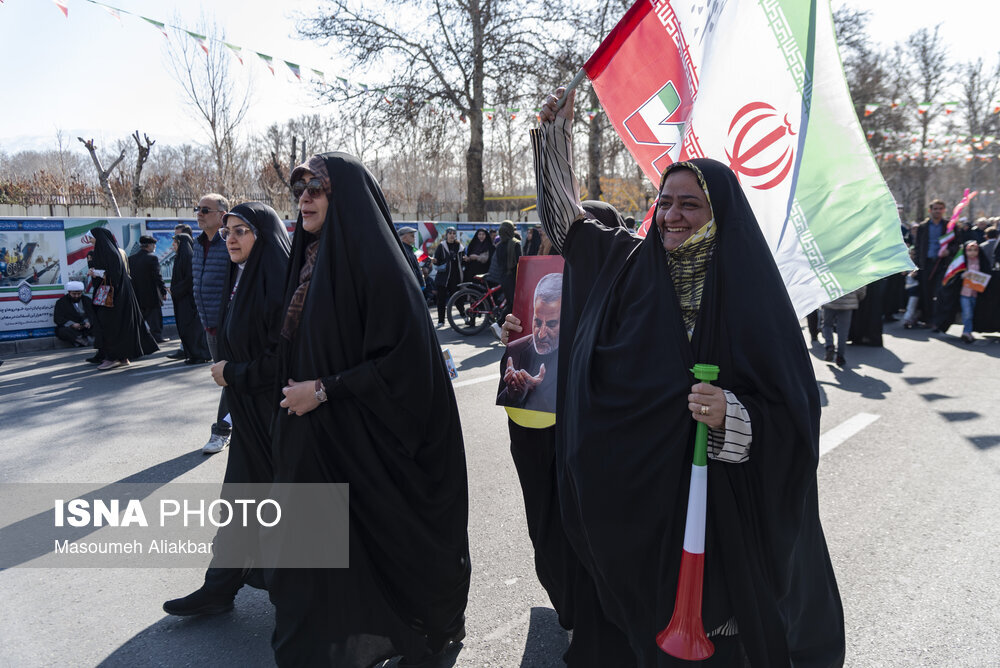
left=131, top=131, right=155, bottom=215
left=78, top=137, right=124, bottom=216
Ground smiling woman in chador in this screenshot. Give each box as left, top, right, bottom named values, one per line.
left=529, top=88, right=845, bottom=668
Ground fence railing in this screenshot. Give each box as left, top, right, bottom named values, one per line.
left=0, top=191, right=281, bottom=208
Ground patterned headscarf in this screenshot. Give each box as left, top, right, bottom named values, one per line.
left=281, top=239, right=320, bottom=340
left=290, top=155, right=332, bottom=196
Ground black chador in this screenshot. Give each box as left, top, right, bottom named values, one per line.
left=974, top=238, right=1000, bottom=332
left=555, top=159, right=844, bottom=667
left=170, top=233, right=212, bottom=361
left=88, top=227, right=158, bottom=362
left=268, top=153, right=470, bottom=667
left=162, top=203, right=291, bottom=616
left=217, top=202, right=291, bottom=484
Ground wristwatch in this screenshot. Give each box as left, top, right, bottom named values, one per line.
left=314, top=379, right=328, bottom=403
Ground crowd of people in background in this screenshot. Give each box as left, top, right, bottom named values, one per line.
left=808, top=200, right=1000, bottom=365
left=54, top=194, right=998, bottom=376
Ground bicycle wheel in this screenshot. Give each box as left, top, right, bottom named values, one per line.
left=447, top=288, right=490, bottom=335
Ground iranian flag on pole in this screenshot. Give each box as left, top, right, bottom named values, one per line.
left=416, top=222, right=439, bottom=258
left=942, top=248, right=966, bottom=286
left=583, top=0, right=913, bottom=316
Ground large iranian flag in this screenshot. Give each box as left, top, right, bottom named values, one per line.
left=584, top=0, right=913, bottom=316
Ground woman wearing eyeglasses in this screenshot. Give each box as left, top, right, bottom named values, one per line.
left=163, top=202, right=291, bottom=617
left=267, top=154, right=471, bottom=667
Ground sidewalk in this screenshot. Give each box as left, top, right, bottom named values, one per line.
left=0, top=324, right=179, bottom=357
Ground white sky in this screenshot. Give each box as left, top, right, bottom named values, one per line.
left=2, top=0, right=999, bottom=153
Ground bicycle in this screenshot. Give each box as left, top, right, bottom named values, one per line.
left=446, top=276, right=507, bottom=336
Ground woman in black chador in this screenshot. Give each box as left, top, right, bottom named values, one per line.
left=169, top=232, right=212, bottom=363
left=162, top=202, right=290, bottom=617
left=463, top=227, right=494, bottom=277
left=533, top=90, right=844, bottom=667
left=269, top=153, right=471, bottom=667
left=88, top=227, right=158, bottom=369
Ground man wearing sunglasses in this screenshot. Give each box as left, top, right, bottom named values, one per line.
left=193, top=193, right=234, bottom=454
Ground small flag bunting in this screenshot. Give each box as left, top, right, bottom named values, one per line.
left=142, top=17, right=169, bottom=39
left=224, top=42, right=244, bottom=65
left=53, top=1, right=69, bottom=18
left=257, top=52, right=275, bottom=75
left=285, top=61, right=301, bottom=81
left=185, top=30, right=210, bottom=55
left=100, top=5, right=123, bottom=24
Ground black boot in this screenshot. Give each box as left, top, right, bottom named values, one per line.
left=162, top=586, right=235, bottom=616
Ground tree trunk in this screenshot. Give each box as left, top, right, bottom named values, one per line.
left=586, top=86, right=603, bottom=201
left=466, top=0, right=487, bottom=222
left=289, top=136, right=298, bottom=213
left=131, top=132, right=155, bottom=216
left=78, top=138, right=125, bottom=217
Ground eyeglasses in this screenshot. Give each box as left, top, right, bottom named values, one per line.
left=219, top=226, right=255, bottom=241
left=194, top=207, right=224, bottom=215
left=291, top=179, right=325, bottom=200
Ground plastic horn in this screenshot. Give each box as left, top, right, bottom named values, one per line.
left=656, top=362, right=719, bottom=660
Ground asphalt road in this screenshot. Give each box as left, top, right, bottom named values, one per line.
left=0, top=318, right=998, bottom=667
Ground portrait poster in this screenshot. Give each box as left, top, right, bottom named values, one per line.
left=496, top=255, right=564, bottom=429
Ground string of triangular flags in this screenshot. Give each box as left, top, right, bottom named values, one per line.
left=862, top=100, right=1000, bottom=117
left=866, top=129, right=999, bottom=150
left=38, top=0, right=606, bottom=124
left=875, top=151, right=999, bottom=165
left=872, top=131, right=999, bottom=164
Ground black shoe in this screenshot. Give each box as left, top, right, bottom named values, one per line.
left=399, top=624, right=466, bottom=667
left=824, top=348, right=834, bottom=362
left=165, top=350, right=187, bottom=360
left=184, top=358, right=211, bottom=364
left=162, top=587, right=235, bottom=616
left=85, top=355, right=103, bottom=364
left=154, top=337, right=170, bottom=343
left=836, top=355, right=846, bottom=367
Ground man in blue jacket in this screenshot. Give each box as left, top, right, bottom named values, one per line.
left=193, top=193, right=233, bottom=454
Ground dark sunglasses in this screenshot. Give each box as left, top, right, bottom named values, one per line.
left=291, top=179, right=325, bottom=200
left=194, top=206, right=223, bottom=214
left=219, top=225, right=255, bottom=241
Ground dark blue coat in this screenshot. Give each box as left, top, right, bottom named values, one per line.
left=192, top=229, right=229, bottom=329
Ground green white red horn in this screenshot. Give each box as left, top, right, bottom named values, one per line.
left=656, top=363, right=718, bottom=660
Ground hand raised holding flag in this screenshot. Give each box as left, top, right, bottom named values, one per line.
left=539, top=87, right=575, bottom=123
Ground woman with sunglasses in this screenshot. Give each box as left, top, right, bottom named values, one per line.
left=268, top=154, right=470, bottom=667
